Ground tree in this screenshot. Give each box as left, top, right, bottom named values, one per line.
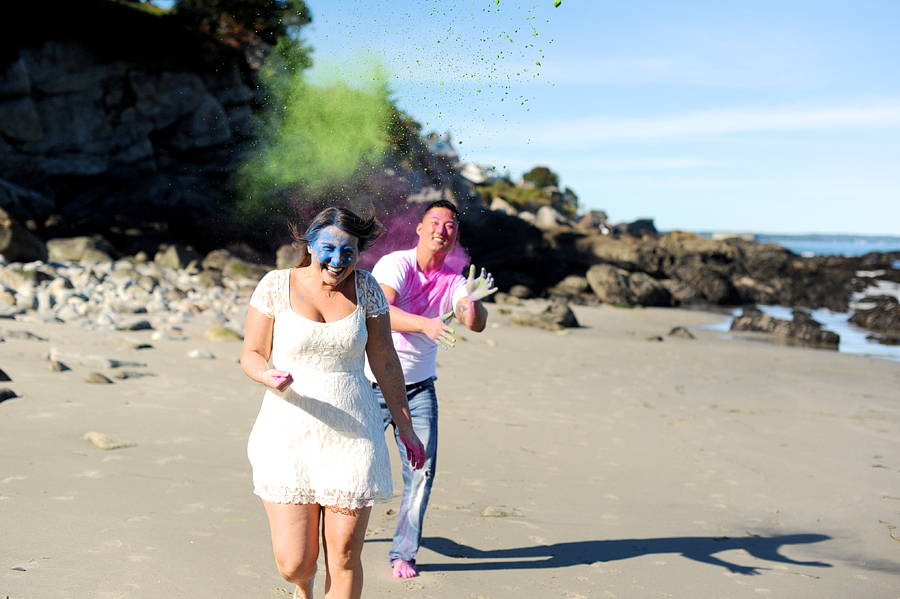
left=174, top=0, right=312, bottom=46
left=522, top=166, right=559, bottom=189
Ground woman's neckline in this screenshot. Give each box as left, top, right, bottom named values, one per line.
left=285, top=268, right=359, bottom=324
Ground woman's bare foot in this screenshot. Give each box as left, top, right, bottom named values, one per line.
left=392, top=559, right=418, bottom=578
left=292, top=575, right=315, bottom=599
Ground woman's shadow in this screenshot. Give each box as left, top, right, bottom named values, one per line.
left=406, top=533, right=831, bottom=575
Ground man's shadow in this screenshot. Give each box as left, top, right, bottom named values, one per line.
left=399, top=533, right=831, bottom=575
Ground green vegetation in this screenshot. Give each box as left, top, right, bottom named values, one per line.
left=523, top=166, right=559, bottom=189
left=477, top=166, right=579, bottom=216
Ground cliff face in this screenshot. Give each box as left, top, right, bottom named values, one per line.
left=0, top=0, right=485, bottom=259
left=0, top=0, right=267, bottom=253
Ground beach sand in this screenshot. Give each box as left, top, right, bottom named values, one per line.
left=1, top=302, right=898, bottom=598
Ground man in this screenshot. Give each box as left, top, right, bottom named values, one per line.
left=365, top=199, right=497, bottom=578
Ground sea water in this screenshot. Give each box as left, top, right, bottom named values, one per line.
left=703, top=306, right=900, bottom=363
left=755, top=235, right=900, bottom=258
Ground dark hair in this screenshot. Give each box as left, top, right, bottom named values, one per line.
left=290, top=206, right=385, bottom=268
left=422, top=199, right=460, bottom=221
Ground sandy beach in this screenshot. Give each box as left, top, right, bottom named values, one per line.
left=2, top=301, right=899, bottom=598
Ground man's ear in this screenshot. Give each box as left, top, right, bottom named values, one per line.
left=415, top=221, right=423, bottom=235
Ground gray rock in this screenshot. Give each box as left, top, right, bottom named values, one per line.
left=276, top=244, right=305, bottom=270
left=534, top=205, right=566, bottom=230
left=154, top=244, right=203, bottom=271
left=730, top=306, right=839, bottom=349
left=0, top=97, right=42, bottom=142
left=0, top=367, right=10, bottom=381
left=49, top=347, right=146, bottom=369
left=48, top=360, right=69, bottom=372
left=0, top=207, right=48, bottom=263
left=187, top=348, right=215, bottom=359
left=489, top=196, right=518, bottom=216
left=585, top=264, right=672, bottom=307
left=668, top=326, right=695, bottom=339
left=84, top=372, right=113, bottom=384
left=83, top=431, right=134, bottom=450
left=0, top=388, right=18, bottom=402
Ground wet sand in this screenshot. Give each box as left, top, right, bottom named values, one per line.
left=1, top=302, right=898, bottom=598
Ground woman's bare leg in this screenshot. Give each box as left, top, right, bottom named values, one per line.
left=321, top=506, right=372, bottom=599
left=263, top=501, right=322, bottom=599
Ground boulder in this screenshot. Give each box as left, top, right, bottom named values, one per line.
left=619, top=218, right=658, bottom=236
left=276, top=244, right=305, bottom=270
left=541, top=297, right=579, bottom=328
left=533, top=205, right=567, bottom=230
left=849, top=296, right=900, bottom=339
left=667, top=260, right=740, bottom=305
left=730, top=306, right=839, bottom=349
left=46, top=235, right=119, bottom=263
left=489, top=197, right=518, bottom=216
left=0, top=207, right=48, bottom=262
left=0, top=178, right=54, bottom=223
left=573, top=233, right=645, bottom=269
left=154, top=244, right=202, bottom=270
left=585, top=264, right=672, bottom=307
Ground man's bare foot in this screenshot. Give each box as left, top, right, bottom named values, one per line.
left=392, top=559, right=418, bottom=578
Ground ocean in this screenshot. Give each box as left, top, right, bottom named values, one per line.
left=755, top=234, right=900, bottom=258
left=695, top=233, right=900, bottom=362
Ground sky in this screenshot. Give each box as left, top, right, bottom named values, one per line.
left=156, top=0, right=900, bottom=235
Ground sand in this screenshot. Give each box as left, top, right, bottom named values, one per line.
left=1, top=302, right=898, bottom=598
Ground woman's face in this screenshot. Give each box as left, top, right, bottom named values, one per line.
left=308, top=225, right=359, bottom=286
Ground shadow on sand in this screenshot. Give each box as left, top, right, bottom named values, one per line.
left=391, top=533, right=832, bottom=575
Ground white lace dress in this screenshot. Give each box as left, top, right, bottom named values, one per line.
left=246, top=268, right=393, bottom=509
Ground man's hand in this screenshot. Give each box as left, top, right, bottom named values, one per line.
left=422, top=316, right=456, bottom=350
left=466, top=265, right=497, bottom=302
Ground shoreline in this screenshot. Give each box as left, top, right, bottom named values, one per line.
left=1, top=302, right=898, bottom=598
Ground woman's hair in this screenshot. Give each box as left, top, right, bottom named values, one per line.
left=289, top=206, right=385, bottom=268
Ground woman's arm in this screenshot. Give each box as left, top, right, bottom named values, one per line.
left=365, top=312, right=426, bottom=468
left=240, top=307, right=293, bottom=392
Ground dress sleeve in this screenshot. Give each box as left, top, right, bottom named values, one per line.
left=359, top=270, right=390, bottom=318
left=249, top=270, right=280, bottom=318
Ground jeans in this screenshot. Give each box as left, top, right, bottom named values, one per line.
left=373, top=378, right=438, bottom=564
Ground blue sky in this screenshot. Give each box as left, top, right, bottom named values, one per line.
left=156, top=1, right=900, bottom=235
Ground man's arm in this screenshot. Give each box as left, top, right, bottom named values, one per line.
left=381, top=284, right=456, bottom=348
left=453, top=265, right=496, bottom=333
left=454, top=296, right=488, bottom=332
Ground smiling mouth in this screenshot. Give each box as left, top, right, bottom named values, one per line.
left=325, top=264, right=345, bottom=276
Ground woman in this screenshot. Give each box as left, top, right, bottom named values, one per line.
left=241, top=206, right=425, bottom=599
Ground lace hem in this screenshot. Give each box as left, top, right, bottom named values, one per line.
left=254, top=485, right=392, bottom=509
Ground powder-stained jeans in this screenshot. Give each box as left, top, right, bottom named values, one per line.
left=373, top=378, right=438, bottom=564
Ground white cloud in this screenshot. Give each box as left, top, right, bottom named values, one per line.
left=467, top=100, right=900, bottom=149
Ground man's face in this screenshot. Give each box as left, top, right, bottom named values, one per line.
left=416, top=207, right=458, bottom=255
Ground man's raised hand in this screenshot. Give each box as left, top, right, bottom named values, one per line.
left=466, top=265, right=498, bottom=302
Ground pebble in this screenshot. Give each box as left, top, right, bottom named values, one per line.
left=203, top=325, right=243, bottom=342
left=84, top=372, right=114, bottom=384
left=0, top=388, right=18, bottom=401
left=48, top=360, right=70, bottom=372
left=83, top=431, right=135, bottom=450
left=0, top=368, right=10, bottom=381
left=187, top=349, right=215, bottom=359
left=481, top=506, right=522, bottom=518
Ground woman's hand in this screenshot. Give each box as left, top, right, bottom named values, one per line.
left=260, top=368, right=293, bottom=392
left=398, top=429, right=426, bottom=469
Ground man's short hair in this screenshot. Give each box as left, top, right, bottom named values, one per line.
left=423, top=199, right=460, bottom=221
